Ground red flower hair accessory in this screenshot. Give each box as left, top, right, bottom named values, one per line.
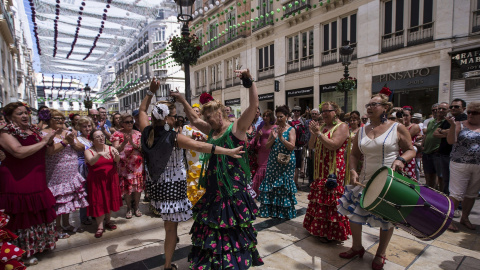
left=199, top=92, right=214, bottom=105
left=379, top=86, right=392, bottom=97
left=69, top=113, right=75, bottom=120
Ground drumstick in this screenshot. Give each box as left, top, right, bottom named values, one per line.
left=356, top=183, right=366, bottom=188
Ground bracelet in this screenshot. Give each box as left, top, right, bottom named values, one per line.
left=211, top=144, right=216, bottom=154
left=146, top=90, right=155, bottom=96
left=60, top=141, right=67, bottom=148
left=395, top=156, right=407, bottom=166
left=240, top=76, right=254, bottom=88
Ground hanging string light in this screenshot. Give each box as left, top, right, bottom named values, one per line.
left=83, top=0, right=112, bottom=60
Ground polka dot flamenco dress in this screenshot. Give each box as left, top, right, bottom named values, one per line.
left=188, top=124, right=263, bottom=269
left=302, top=123, right=351, bottom=241
left=258, top=127, right=298, bottom=219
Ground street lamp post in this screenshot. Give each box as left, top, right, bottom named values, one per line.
left=175, top=0, right=195, bottom=105
left=83, top=84, right=92, bottom=110
left=339, top=41, right=354, bottom=113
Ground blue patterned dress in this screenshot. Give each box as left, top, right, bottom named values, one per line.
left=258, top=127, right=298, bottom=219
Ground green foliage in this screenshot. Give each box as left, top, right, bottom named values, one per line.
left=169, top=35, right=202, bottom=65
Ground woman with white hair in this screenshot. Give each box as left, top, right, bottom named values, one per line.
left=446, top=101, right=480, bottom=232
left=139, top=79, right=246, bottom=270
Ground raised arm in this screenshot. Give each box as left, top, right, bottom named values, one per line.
left=315, top=123, right=350, bottom=151
left=177, top=133, right=244, bottom=158
left=138, top=79, right=157, bottom=133
left=170, top=91, right=211, bottom=135
left=446, top=116, right=459, bottom=145
left=0, top=130, right=53, bottom=159
left=234, top=69, right=259, bottom=135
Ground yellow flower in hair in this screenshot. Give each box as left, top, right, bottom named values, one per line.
left=192, top=103, right=201, bottom=108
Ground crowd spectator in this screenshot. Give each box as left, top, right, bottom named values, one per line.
left=304, top=101, right=351, bottom=242
left=423, top=104, right=438, bottom=133
left=361, top=114, right=368, bottom=125
left=0, top=102, right=58, bottom=265
left=446, top=101, right=480, bottom=232
left=36, top=105, right=50, bottom=130
left=423, top=102, right=448, bottom=190
left=253, top=107, right=263, bottom=129
left=98, top=107, right=112, bottom=129
left=305, top=109, right=320, bottom=185
left=132, top=110, right=141, bottom=131
left=401, top=107, right=421, bottom=180
left=246, top=120, right=258, bottom=195
left=89, top=109, right=111, bottom=140
left=259, top=105, right=297, bottom=219
left=111, top=113, right=144, bottom=219
left=349, top=111, right=362, bottom=136
left=251, top=109, right=276, bottom=196
left=289, top=105, right=307, bottom=188
left=76, top=116, right=94, bottom=225
left=69, top=113, right=81, bottom=135
left=109, top=112, right=122, bottom=134
left=84, top=130, right=122, bottom=238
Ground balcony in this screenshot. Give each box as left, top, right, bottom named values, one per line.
left=407, top=22, right=434, bottom=46
left=0, top=1, right=14, bottom=44
left=209, top=82, right=216, bottom=91
left=252, top=17, right=274, bottom=33
left=283, top=0, right=310, bottom=17
left=381, top=30, right=405, bottom=53
left=473, top=10, right=480, bottom=32
left=216, top=81, right=222, bottom=89
left=322, top=49, right=338, bottom=66
left=204, top=28, right=246, bottom=54
left=300, top=56, right=313, bottom=70
left=258, top=66, right=275, bottom=80
left=287, top=60, right=299, bottom=73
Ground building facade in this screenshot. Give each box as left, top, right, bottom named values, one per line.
left=107, top=6, right=185, bottom=114
left=0, top=0, right=36, bottom=108
left=188, top=0, right=480, bottom=117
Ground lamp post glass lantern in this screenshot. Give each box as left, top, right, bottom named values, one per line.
left=175, top=0, right=195, bottom=105
left=339, top=40, right=354, bottom=112
left=84, top=84, right=93, bottom=110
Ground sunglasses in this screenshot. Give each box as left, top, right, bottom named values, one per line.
left=168, top=114, right=178, bottom=119
left=467, top=111, right=480, bottom=115
left=292, top=110, right=300, bottom=112
left=431, top=109, right=438, bottom=112
left=437, top=108, right=448, bottom=111
left=123, top=121, right=134, bottom=124
left=52, top=117, right=65, bottom=121
left=365, top=102, right=384, bottom=109
left=361, top=118, right=368, bottom=120
left=449, top=105, right=461, bottom=109
left=321, top=109, right=335, bottom=113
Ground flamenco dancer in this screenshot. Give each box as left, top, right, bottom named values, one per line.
left=172, top=69, right=264, bottom=269
left=303, top=102, right=351, bottom=242
left=338, top=93, right=415, bottom=270
left=139, top=79, right=246, bottom=270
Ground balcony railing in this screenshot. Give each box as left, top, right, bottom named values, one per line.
left=351, top=43, right=358, bottom=60
left=300, top=56, right=313, bottom=70
left=287, top=60, right=299, bottom=73
left=252, top=17, right=274, bottom=32
left=283, top=0, right=310, bottom=17
left=322, top=49, right=338, bottom=65
left=381, top=30, right=405, bottom=53
left=203, top=28, right=246, bottom=54
left=258, top=66, right=274, bottom=80
left=0, top=1, right=14, bottom=42
left=209, top=82, right=216, bottom=90
left=473, top=10, right=480, bottom=32
left=407, top=22, right=434, bottom=46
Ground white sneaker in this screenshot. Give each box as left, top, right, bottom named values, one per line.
left=454, top=209, right=461, bottom=218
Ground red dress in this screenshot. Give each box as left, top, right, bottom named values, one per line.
left=0, top=130, right=57, bottom=257
left=303, top=123, right=351, bottom=241
left=400, top=125, right=417, bottom=180
left=86, top=148, right=122, bottom=217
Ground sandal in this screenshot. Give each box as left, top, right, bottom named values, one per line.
left=94, top=228, right=104, bottom=238
left=126, top=210, right=133, bottom=219
left=460, top=219, right=476, bottom=230
left=57, top=231, right=70, bottom=239
left=63, top=225, right=84, bottom=233
left=105, top=222, right=117, bottom=230
left=23, top=256, right=39, bottom=266
left=134, top=209, right=143, bottom=217
left=164, top=263, right=178, bottom=270
left=448, top=223, right=459, bottom=232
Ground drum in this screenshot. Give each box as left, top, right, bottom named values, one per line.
left=360, top=166, right=453, bottom=240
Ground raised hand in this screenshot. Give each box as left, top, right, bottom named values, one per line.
left=234, top=69, right=252, bottom=79
left=65, top=132, right=75, bottom=145
left=271, top=127, right=278, bottom=139
left=111, top=147, right=120, bottom=158
left=445, top=116, right=455, bottom=126
left=169, top=88, right=184, bottom=101
left=150, top=78, right=161, bottom=93
left=228, top=146, right=246, bottom=159
left=42, top=129, right=56, bottom=144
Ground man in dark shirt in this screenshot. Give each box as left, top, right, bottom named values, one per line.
left=433, top=99, right=467, bottom=195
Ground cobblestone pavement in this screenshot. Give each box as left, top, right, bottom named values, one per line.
left=28, top=181, right=480, bottom=270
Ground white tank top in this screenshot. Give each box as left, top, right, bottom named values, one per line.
left=358, top=123, right=399, bottom=184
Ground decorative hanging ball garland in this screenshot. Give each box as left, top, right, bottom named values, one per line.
left=28, top=0, right=42, bottom=55
left=83, top=0, right=112, bottom=60
left=67, top=0, right=87, bottom=59
left=52, top=0, right=61, bottom=57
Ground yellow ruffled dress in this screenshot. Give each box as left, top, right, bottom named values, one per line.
left=182, top=125, right=207, bottom=206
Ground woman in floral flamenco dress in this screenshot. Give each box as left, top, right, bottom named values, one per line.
left=182, top=103, right=207, bottom=206
left=173, top=69, right=264, bottom=269
left=258, top=105, right=298, bottom=219
left=303, top=102, right=351, bottom=242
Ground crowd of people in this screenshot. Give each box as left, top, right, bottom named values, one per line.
left=0, top=72, right=479, bottom=269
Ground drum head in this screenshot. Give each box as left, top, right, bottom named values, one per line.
left=362, top=168, right=389, bottom=208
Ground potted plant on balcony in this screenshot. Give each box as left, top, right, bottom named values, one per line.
left=169, top=34, right=202, bottom=65
left=335, top=77, right=357, bottom=93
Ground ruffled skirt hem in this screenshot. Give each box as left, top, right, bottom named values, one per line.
left=12, top=222, right=58, bottom=258
left=337, top=185, right=394, bottom=231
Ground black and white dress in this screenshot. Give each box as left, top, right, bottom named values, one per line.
left=142, top=126, right=193, bottom=222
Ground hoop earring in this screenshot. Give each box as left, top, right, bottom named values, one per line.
left=164, top=123, right=170, bottom=131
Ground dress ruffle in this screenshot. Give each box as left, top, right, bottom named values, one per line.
left=337, top=185, right=394, bottom=231
left=150, top=199, right=193, bottom=222
left=188, top=189, right=263, bottom=269
left=250, top=166, right=266, bottom=197
left=258, top=170, right=297, bottom=219
left=303, top=178, right=351, bottom=240
left=48, top=174, right=89, bottom=216
left=186, top=166, right=206, bottom=206
left=12, top=222, right=58, bottom=258
left=0, top=191, right=57, bottom=231
left=119, top=174, right=145, bottom=195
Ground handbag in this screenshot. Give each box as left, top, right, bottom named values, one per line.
left=277, top=153, right=291, bottom=165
